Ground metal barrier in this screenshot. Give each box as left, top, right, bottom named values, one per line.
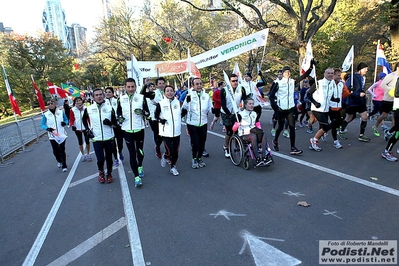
left=0, top=113, right=46, bottom=164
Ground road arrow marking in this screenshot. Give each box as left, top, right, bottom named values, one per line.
left=209, top=210, right=247, bottom=220
left=323, top=209, right=342, bottom=219
left=283, top=191, right=305, bottom=197
left=239, top=231, right=301, bottom=266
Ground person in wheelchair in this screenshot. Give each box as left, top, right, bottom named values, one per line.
left=232, top=98, right=273, bottom=166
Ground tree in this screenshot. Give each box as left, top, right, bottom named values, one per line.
left=1, top=33, right=74, bottom=109
left=180, top=0, right=337, bottom=69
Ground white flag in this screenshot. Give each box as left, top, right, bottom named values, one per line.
left=232, top=62, right=243, bottom=84
left=342, top=45, right=354, bottom=72
left=301, top=40, right=315, bottom=77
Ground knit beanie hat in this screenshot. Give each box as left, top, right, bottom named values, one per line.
left=357, top=62, right=368, bottom=71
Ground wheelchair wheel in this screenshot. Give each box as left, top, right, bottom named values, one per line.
left=229, top=134, right=244, bottom=166
left=243, top=157, right=251, bottom=170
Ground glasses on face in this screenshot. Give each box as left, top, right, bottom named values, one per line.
left=47, top=102, right=55, bottom=105
left=231, top=80, right=238, bottom=83
left=195, top=82, right=202, bottom=85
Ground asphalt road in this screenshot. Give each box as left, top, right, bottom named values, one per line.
left=1, top=109, right=398, bottom=266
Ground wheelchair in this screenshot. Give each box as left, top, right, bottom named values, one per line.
left=228, top=133, right=274, bottom=170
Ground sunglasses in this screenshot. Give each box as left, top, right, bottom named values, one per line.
left=47, top=102, right=55, bottom=105
left=231, top=80, right=238, bottom=82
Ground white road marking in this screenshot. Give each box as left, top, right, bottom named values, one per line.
left=23, top=153, right=83, bottom=266
left=283, top=191, right=305, bottom=197
left=117, top=162, right=145, bottom=266
left=323, top=209, right=343, bottom=220
left=239, top=231, right=301, bottom=266
left=210, top=210, right=247, bottom=220
left=210, top=131, right=399, bottom=197
left=47, top=217, right=127, bottom=266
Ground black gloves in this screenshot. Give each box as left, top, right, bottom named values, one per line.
left=310, top=58, right=317, bottom=68
left=186, top=95, right=191, bottom=103
left=72, top=126, right=77, bottom=131
left=46, top=127, right=54, bottom=132
left=103, top=118, right=112, bottom=126
left=181, top=109, right=188, bottom=118
left=134, top=108, right=143, bottom=115
left=314, top=102, right=321, bottom=108
left=159, top=119, right=167, bottom=125
left=117, top=116, right=125, bottom=124
left=61, top=121, right=67, bottom=127
left=86, top=129, right=94, bottom=139
left=331, top=97, right=340, bottom=103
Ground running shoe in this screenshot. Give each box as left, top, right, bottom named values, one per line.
left=98, top=171, right=105, bottom=184
left=256, top=157, right=263, bottom=166
left=372, top=126, right=380, bottom=137
left=57, top=162, right=62, bottom=168
left=381, top=125, right=389, bottom=131
left=114, top=159, right=119, bottom=167
left=135, top=176, right=142, bottom=187
left=62, top=168, right=68, bottom=172
left=191, top=159, right=199, bottom=169
left=223, top=145, right=230, bottom=158
left=381, top=151, right=398, bottom=162
left=106, top=173, right=113, bottom=183
left=338, top=131, right=347, bottom=140
left=86, top=154, right=92, bottom=162
left=297, top=122, right=304, bottom=128
left=321, top=133, right=328, bottom=142
left=358, top=135, right=371, bottom=142
left=170, top=167, right=179, bottom=176
left=310, top=138, right=322, bottom=151
left=138, top=166, right=145, bottom=178
left=197, top=159, right=206, bottom=167
left=271, top=128, right=276, bottom=137
left=272, top=140, right=279, bottom=151
left=384, top=129, right=393, bottom=141
left=161, top=155, right=167, bottom=167
left=333, top=140, right=342, bottom=149
left=202, top=150, right=209, bottom=157
left=306, top=128, right=313, bottom=134
left=282, top=130, right=290, bottom=138
left=81, top=155, right=87, bottom=162
left=290, top=147, right=303, bottom=155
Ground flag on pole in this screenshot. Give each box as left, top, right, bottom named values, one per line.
left=342, top=45, right=354, bottom=72
left=223, top=70, right=239, bottom=115
left=47, top=81, right=69, bottom=98
left=2, top=65, right=22, bottom=116
left=301, top=40, right=316, bottom=77
left=232, top=62, right=243, bottom=84
left=31, top=75, right=45, bottom=111
left=61, top=83, right=81, bottom=97
left=376, top=42, right=392, bottom=74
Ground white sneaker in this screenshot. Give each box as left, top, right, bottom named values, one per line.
left=333, top=140, right=342, bottom=149
left=57, top=162, right=62, bottom=168
left=170, top=167, right=179, bottom=176
left=86, top=154, right=92, bottom=162
left=223, top=146, right=230, bottom=158
left=81, top=155, right=87, bottom=162
left=310, top=138, right=322, bottom=151
left=62, top=168, right=68, bottom=172
left=161, top=154, right=167, bottom=167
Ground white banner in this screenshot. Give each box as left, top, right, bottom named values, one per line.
left=129, top=29, right=269, bottom=78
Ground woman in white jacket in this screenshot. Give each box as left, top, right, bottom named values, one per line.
left=154, top=85, right=181, bottom=176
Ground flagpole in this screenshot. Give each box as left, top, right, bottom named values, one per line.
left=374, top=40, right=379, bottom=84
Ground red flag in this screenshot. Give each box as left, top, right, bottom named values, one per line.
left=47, top=81, right=69, bottom=98
left=31, top=75, right=46, bottom=111
left=2, top=65, right=22, bottom=116
left=162, top=37, right=172, bottom=43
left=209, top=73, right=215, bottom=87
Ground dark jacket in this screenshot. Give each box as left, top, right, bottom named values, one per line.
left=345, top=73, right=366, bottom=106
